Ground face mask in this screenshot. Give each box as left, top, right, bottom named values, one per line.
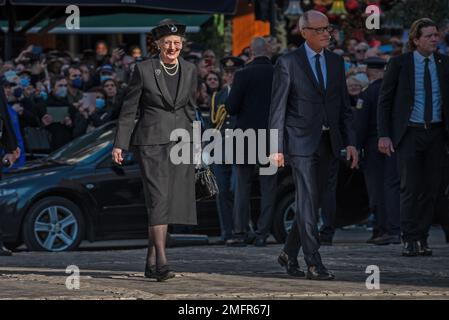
left=100, top=75, right=112, bottom=83
left=56, top=86, right=67, bottom=98
left=71, top=77, right=83, bottom=89
left=20, top=77, right=30, bottom=87
left=344, top=61, right=353, bottom=72
left=95, top=98, right=106, bottom=109
left=13, top=87, right=23, bottom=98
left=39, top=91, right=48, bottom=101
left=4, top=70, right=17, bottom=80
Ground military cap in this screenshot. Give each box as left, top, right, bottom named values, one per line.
left=220, top=56, right=245, bottom=71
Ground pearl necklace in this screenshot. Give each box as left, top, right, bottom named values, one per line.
left=159, top=59, right=179, bottom=76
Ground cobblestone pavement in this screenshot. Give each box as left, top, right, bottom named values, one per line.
left=0, top=228, right=448, bottom=300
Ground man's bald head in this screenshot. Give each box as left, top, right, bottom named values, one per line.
left=250, top=37, right=269, bottom=58
left=298, top=10, right=331, bottom=52
left=298, top=10, right=328, bottom=32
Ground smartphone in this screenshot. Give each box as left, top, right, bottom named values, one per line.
left=31, top=45, right=43, bottom=55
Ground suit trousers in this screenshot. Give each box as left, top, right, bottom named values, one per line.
left=283, top=131, right=334, bottom=266
left=212, top=163, right=236, bottom=240
left=396, top=126, right=446, bottom=242
left=363, top=137, right=400, bottom=236
left=233, top=164, right=277, bottom=239
left=319, top=155, right=339, bottom=239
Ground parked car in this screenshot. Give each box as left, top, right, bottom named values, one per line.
left=0, top=122, right=369, bottom=252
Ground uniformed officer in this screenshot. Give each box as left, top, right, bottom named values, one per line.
left=0, top=79, right=20, bottom=256
left=209, top=56, right=244, bottom=244
left=354, top=57, right=401, bottom=245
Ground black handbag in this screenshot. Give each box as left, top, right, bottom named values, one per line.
left=195, top=164, right=219, bottom=201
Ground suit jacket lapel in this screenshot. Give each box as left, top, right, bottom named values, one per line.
left=175, top=57, right=189, bottom=108
left=296, top=45, right=324, bottom=95
left=405, top=52, right=415, bottom=99
left=324, top=50, right=334, bottom=97
left=151, top=57, right=175, bottom=107
left=434, top=53, right=446, bottom=104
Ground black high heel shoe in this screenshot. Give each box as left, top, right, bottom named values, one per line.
left=155, top=265, right=175, bottom=282
left=144, top=263, right=156, bottom=279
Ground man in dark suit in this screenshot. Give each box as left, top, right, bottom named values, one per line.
left=378, top=18, right=449, bottom=257
left=269, top=10, right=358, bottom=280
left=0, top=80, right=20, bottom=256
left=225, top=37, right=277, bottom=247
left=209, top=56, right=244, bottom=244
left=355, top=57, right=400, bottom=246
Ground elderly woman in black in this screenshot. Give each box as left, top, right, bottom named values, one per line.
left=112, top=21, right=198, bottom=281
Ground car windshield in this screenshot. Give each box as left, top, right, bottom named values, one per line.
left=47, top=122, right=116, bottom=164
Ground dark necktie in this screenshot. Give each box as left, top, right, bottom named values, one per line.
left=315, top=54, right=325, bottom=93
left=314, top=53, right=329, bottom=127
left=424, top=57, right=433, bottom=126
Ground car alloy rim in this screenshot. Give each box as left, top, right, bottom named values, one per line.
left=34, top=206, right=78, bottom=251
left=283, top=203, right=324, bottom=235
left=283, top=202, right=295, bottom=234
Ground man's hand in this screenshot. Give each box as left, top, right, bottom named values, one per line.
left=346, top=146, right=359, bottom=169
left=2, top=153, right=17, bottom=168
left=12, top=103, right=24, bottom=115
left=378, top=137, right=394, bottom=156
left=13, top=147, right=21, bottom=160
left=112, top=147, right=124, bottom=165
left=269, top=153, right=285, bottom=168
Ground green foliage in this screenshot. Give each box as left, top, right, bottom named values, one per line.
left=189, top=15, right=225, bottom=57
left=385, top=0, right=449, bottom=27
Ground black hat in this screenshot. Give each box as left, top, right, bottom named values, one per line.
left=151, top=20, right=186, bottom=41
left=220, top=56, right=245, bottom=71
left=364, top=57, right=387, bottom=69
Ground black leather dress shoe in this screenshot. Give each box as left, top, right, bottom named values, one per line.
left=254, top=237, right=267, bottom=247
left=277, top=251, right=305, bottom=277
left=416, top=240, right=432, bottom=256
left=144, top=263, right=156, bottom=279
left=306, top=265, right=335, bottom=281
left=155, top=265, right=175, bottom=282
left=225, top=238, right=247, bottom=247
left=402, top=241, right=418, bottom=257
left=0, top=245, right=12, bottom=256
left=372, top=234, right=401, bottom=245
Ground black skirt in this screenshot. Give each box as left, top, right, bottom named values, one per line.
left=134, top=142, right=197, bottom=226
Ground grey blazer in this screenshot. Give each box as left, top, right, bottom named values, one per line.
left=114, top=57, right=198, bottom=150
left=269, top=45, right=356, bottom=157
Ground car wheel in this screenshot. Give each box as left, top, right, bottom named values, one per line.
left=23, top=197, right=85, bottom=252
left=272, top=192, right=295, bottom=243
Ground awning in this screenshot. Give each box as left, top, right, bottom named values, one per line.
left=3, top=0, right=238, bottom=15
left=0, top=13, right=211, bottom=34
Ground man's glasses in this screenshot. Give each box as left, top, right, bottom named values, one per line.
left=303, top=26, right=333, bottom=34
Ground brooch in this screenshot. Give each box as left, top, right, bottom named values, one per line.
left=155, top=69, right=161, bottom=76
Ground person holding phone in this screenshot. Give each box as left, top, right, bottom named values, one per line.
left=0, top=80, right=21, bottom=256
